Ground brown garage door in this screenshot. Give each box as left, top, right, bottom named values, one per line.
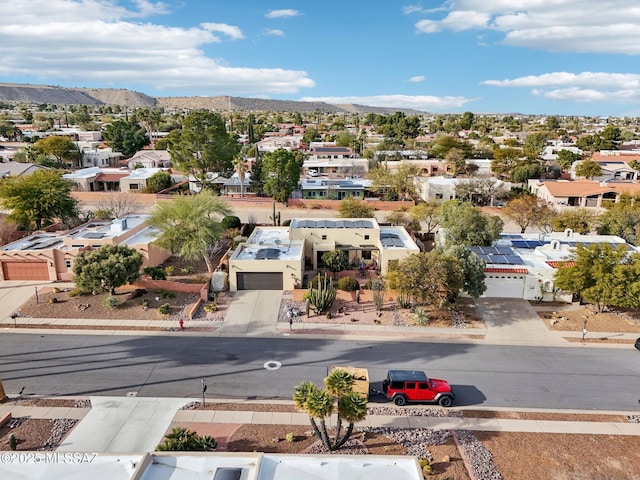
left=237, top=272, right=283, bottom=290
left=2, top=261, right=49, bottom=280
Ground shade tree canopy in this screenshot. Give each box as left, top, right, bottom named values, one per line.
left=0, top=169, right=78, bottom=230
left=73, top=244, right=143, bottom=295
left=261, top=148, right=300, bottom=204
left=437, top=200, right=504, bottom=247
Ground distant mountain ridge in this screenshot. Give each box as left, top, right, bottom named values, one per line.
left=0, top=82, right=426, bottom=115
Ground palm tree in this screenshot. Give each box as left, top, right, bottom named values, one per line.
left=147, top=191, right=231, bottom=273
left=232, top=155, right=249, bottom=197
left=293, top=369, right=368, bottom=451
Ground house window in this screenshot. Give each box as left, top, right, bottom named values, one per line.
left=72, top=244, right=83, bottom=248
left=65, top=260, right=72, bottom=268
left=130, top=184, right=139, bottom=190
left=321, top=235, right=327, bottom=240
left=362, top=250, right=372, bottom=260
left=435, top=193, right=443, bottom=199
left=364, top=235, right=370, bottom=240
left=319, top=191, right=326, bottom=197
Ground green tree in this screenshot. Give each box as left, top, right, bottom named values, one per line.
left=445, top=148, right=467, bottom=176
left=454, top=178, right=508, bottom=207
left=338, top=196, right=374, bottom=218
left=438, top=200, right=503, bottom=247
left=261, top=148, right=300, bottom=204
left=386, top=251, right=464, bottom=307
left=34, top=135, right=80, bottom=167
left=367, top=162, right=418, bottom=200
left=73, top=245, right=143, bottom=295
left=491, top=147, right=523, bottom=178
left=510, top=161, right=543, bottom=183
left=551, top=208, right=598, bottom=234
left=554, top=243, right=640, bottom=312
left=575, top=160, right=602, bottom=180
left=156, top=427, right=217, bottom=451
left=503, top=195, right=546, bottom=233
left=249, top=156, right=265, bottom=194
left=441, top=245, right=486, bottom=299
left=103, top=120, right=150, bottom=157
left=134, top=108, right=162, bottom=147
left=147, top=191, right=232, bottom=273
left=0, top=169, right=78, bottom=230
left=523, top=133, right=547, bottom=160
left=144, top=171, right=173, bottom=193
left=293, top=369, right=368, bottom=452
left=335, top=131, right=356, bottom=148
left=321, top=250, right=349, bottom=279
left=458, top=111, right=475, bottom=130
left=168, top=111, right=237, bottom=187
left=556, top=150, right=582, bottom=171
left=597, top=194, right=640, bottom=244
left=409, top=202, right=441, bottom=234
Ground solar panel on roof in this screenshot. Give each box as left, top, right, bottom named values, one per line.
left=496, top=246, right=513, bottom=255
left=505, top=255, right=525, bottom=265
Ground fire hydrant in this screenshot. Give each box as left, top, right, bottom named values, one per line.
left=179, top=318, right=184, bottom=331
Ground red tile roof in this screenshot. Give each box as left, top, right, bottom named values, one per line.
left=546, top=261, right=576, bottom=269
left=484, top=267, right=528, bottom=274
left=95, top=173, right=128, bottom=182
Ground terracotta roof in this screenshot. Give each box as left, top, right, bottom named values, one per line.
left=540, top=180, right=640, bottom=197
left=484, top=267, right=528, bottom=274
left=546, top=261, right=576, bottom=269
left=95, top=173, right=128, bottom=182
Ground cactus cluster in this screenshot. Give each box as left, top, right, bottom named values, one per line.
left=307, top=276, right=336, bottom=314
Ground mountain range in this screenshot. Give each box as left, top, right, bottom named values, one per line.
left=0, top=82, right=425, bottom=115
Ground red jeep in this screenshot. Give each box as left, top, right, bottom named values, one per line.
left=382, top=370, right=454, bottom=407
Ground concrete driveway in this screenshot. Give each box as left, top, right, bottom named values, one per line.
left=0, top=280, right=55, bottom=320
left=474, top=298, right=567, bottom=346
left=217, top=290, right=283, bottom=336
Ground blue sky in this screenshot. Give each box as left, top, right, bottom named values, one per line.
left=3, top=1, right=640, bottom=116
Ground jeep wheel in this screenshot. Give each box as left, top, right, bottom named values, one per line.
left=438, top=396, right=452, bottom=407
left=393, top=395, right=407, bottom=406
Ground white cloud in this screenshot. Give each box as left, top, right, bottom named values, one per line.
left=484, top=72, right=640, bottom=104
left=263, top=29, right=285, bottom=37
left=0, top=0, right=314, bottom=95
left=131, top=0, right=170, bottom=17
left=201, top=23, right=244, bottom=40
left=414, top=1, right=640, bottom=54
left=299, top=94, right=470, bottom=111
left=265, top=9, right=301, bottom=19
left=402, top=5, right=425, bottom=14
left=409, top=75, right=426, bottom=83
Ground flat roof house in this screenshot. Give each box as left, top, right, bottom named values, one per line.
left=228, top=218, right=419, bottom=291
left=0, top=215, right=169, bottom=281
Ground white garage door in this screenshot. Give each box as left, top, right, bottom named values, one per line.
left=483, top=275, right=525, bottom=298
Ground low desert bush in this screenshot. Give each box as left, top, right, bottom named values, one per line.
left=413, top=307, right=430, bottom=326
left=103, top=296, right=119, bottom=309
left=337, top=276, right=360, bottom=292
left=144, top=266, right=166, bottom=280
left=158, top=303, right=171, bottom=315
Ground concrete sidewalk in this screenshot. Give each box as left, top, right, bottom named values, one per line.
left=2, top=398, right=639, bottom=456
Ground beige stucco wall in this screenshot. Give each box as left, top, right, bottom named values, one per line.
left=228, top=257, right=303, bottom=291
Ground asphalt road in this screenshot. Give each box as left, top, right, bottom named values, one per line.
left=1, top=334, right=639, bottom=411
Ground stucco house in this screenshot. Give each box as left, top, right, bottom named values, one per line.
left=0, top=215, right=169, bottom=281
left=299, top=178, right=371, bottom=200
left=128, top=150, right=172, bottom=169
left=529, top=179, right=640, bottom=208
left=468, top=231, right=635, bottom=301
left=228, top=218, right=420, bottom=291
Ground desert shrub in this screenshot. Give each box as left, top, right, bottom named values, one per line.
left=397, top=292, right=411, bottom=309
left=160, top=290, right=175, bottom=299
left=180, top=266, right=193, bottom=274
left=53, top=287, right=61, bottom=293
left=158, top=303, right=171, bottom=315
left=103, top=296, right=118, bottom=309
left=9, top=434, right=17, bottom=451
left=285, top=432, right=295, bottom=443
left=413, top=307, right=430, bottom=325
left=204, top=303, right=217, bottom=312
left=144, top=266, right=166, bottom=280
left=49, top=297, right=58, bottom=304
left=156, top=427, right=217, bottom=452
left=142, top=298, right=150, bottom=308
left=221, top=215, right=241, bottom=230
left=309, top=272, right=329, bottom=289
left=362, top=278, right=372, bottom=290
left=130, top=288, right=147, bottom=299
left=337, top=276, right=360, bottom=291
left=164, top=266, right=175, bottom=276
left=68, top=288, right=87, bottom=297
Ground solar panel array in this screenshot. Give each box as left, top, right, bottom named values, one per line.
left=255, top=248, right=281, bottom=260
left=468, top=246, right=525, bottom=265
left=510, top=239, right=544, bottom=248
left=380, top=233, right=404, bottom=247
left=292, top=219, right=374, bottom=229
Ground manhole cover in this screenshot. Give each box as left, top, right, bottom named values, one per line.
left=126, top=391, right=138, bottom=397
left=263, top=360, right=282, bottom=371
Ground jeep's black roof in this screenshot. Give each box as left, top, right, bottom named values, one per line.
left=387, top=370, right=428, bottom=382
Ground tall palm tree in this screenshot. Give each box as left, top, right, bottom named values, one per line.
left=232, top=155, right=249, bottom=197
left=293, top=369, right=368, bottom=451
